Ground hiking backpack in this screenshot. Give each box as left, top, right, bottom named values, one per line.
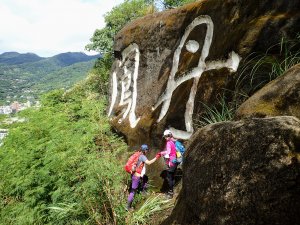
left=175, top=140, right=185, bottom=164
left=175, top=140, right=185, bottom=155
left=124, top=152, right=142, bottom=174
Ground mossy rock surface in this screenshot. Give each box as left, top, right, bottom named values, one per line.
left=109, top=0, right=300, bottom=148
left=162, top=116, right=300, bottom=225
left=236, top=63, right=300, bottom=120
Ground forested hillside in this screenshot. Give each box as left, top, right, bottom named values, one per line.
left=0, top=52, right=100, bottom=104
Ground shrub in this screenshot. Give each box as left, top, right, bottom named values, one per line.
left=0, top=73, right=128, bottom=224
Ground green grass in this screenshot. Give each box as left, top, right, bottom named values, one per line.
left=234, top=35, right=300, bottom=99
left=0, top=70, right=129, bottom=225
left=195, top=95, right=234, bottom=128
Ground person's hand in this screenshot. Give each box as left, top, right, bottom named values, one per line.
left=155, top=152, right=161, bottom=159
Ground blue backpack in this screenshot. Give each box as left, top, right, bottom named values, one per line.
left=173, top=140, right=185, bottom=164
left=175, top=140, right=185, bottom=155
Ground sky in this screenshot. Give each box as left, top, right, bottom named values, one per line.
left=0, top=0, right=124, bottom=57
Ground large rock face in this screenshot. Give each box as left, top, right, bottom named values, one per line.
left=107, top=0, right=300, bottom=147
left=235, top=63, right=300, bottom=120
left=162, top=116, right=300, bottom=225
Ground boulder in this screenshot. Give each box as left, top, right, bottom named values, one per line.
left=107, top=0, right=300, bottom=147
left=235, top=63, right=300, bottom=120
left=162, top=116, right=300, bottom=225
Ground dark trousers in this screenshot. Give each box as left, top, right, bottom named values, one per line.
left=166, top=165, right=177, bottom=193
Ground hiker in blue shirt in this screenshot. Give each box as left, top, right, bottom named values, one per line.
left=126, top=144, right=159, bottom=211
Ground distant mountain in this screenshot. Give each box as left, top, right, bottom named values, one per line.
left=33, top=60, right=97, bottom=92
left=0, top=52, right=44, bottom=65
left=0, top=51, right=99, bottom=67
left=52, top=52, right=100, bottom=66
left=0, top=51, right=101, bottom=104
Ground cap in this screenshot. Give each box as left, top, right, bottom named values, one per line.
left=163, top=129, right=172, bottom=137
left=141, top=144, right=149, bottom=151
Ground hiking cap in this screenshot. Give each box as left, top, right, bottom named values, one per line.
left=163, top=129, right=172, bottom=137
left=141, top=144, right=149, bottom=151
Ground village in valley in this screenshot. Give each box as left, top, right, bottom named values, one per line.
left=0, top=100, right=39, bottom=146
left=0, top=100, right=34, bottom=115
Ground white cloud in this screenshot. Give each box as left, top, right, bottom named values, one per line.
left=0, top=0, right=124, bottom=57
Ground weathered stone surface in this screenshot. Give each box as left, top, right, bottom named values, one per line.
left=235, top=63, right=300, bottom=120
left=108, top=0, right=300, bottom=147
left=162, top=116, right=300, bottom=225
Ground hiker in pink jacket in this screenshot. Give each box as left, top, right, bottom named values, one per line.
left=156, top=129, right=178, bottom=198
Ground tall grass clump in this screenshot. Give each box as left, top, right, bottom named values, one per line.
left=234, top=34, right=300, bottom=101
left=195, top=95, right=234, bottom=128
left=127, top=194, right=173, bottom=225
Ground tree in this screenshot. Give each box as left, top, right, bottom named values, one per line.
left=162, top=0, right=197, bottom=9
left=85, top=0, right=153, bottom=55
left=85, top=0, right=198, bottom=55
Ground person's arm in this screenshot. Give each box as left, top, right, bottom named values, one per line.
left=140, top=154, right=157, bottom=165
left=145, top=157, right=157, bottom=165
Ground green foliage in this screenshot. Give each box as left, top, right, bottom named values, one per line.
left=0, top=53, right=98, bottom=103
left=92, top=54, right=114, bottom=96
left=40, top=89, right=66, bottom=107
left=33, top=60, right=97, bottom=93
left=0, top=71, right=128, bottom=224
left=0, top=114, right=7, bottom=122
left=85, top=0, right=152, bottom=55
left=161, top=0, right=197, bottom=9
left=144, top=0, right=197, bottom=9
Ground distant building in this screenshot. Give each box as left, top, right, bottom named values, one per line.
left=10, top=101, right=20, bottom=113
left=0, top=106, right=12, bottom=114
left=0, top=100, right=38, bottom=115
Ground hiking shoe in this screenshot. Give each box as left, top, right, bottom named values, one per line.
left=126, top=206, right=134, bottom=212
left=126, top=203, right=134, bottom=212
left=165, top=192, right=173, bottom=199
left=126, top=207, right=134, bottom=212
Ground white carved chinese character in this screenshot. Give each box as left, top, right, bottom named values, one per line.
left=108, top=43, right=140, bottom=128
left=152, top=15, right=241, bottom=139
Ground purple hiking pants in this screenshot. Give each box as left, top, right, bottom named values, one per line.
left=127, top=175, right=141, bottom=206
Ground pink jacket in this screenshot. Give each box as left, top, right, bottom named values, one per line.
left=160, top=139, right=177, bottom=167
